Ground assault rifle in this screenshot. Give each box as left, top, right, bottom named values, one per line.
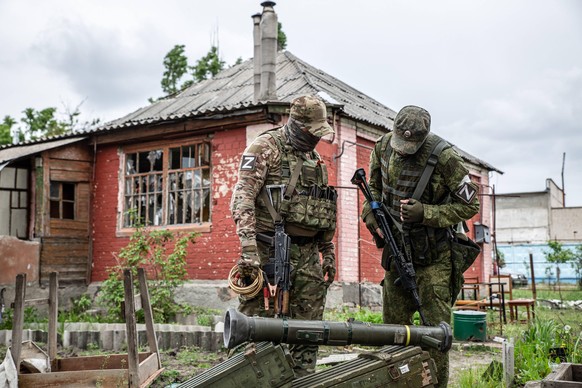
left=257, top=222, right=292, bottom=317
left=351, top=168, right=429, bottom=325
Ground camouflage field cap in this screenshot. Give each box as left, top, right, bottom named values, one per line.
left=390, top=105, right=431, bottom=154
left=289, top=95, right=335, bottom=137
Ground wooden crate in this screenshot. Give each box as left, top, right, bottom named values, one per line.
left=11, top=269, right=163, bottom=387
left=541, top=363, right=582, bottom=387
left=18, top=352, right=163, bottom=387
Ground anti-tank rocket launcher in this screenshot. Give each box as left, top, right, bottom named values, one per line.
left=223, top=308, right=453, bottom=353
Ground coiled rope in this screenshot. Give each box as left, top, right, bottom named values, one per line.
left=228, top=265, right=264, bottom=299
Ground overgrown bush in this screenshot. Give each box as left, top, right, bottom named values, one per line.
left=97, top=220, right=198, bottom=323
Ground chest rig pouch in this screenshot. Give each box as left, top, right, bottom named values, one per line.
left=382, top=133, right=450, bottom=266
left=268, top=131, right=337, bottom=240
left=280, top=150, right=337, bottom=239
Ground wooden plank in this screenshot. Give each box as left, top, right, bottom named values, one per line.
left=40, top=263, right=87, bottom=272
left=49, top=159, right=92, bottom=174
left=50, top=169, right=91, bottom=182
left=49, top=220, right=89, bottom=236
left=138, top=268, right=161, bottom=368
left=47, top=142, right=92, bottom=162
left=40, top=237, right=89, bottom=284
left=134, top=294, right=142, bottom=311
left=19, top=369, right=128, bottom=387
left=11, top=273, right=26, bottom=368
left=55, top=353, right=151, bottom=371
left=140, top=367, right=165, bottom=388
left=48, top=272, right=58, bottom=364
left=24, top=298, right=49, bottom=307
left=124, top=269, right=140, bottom=387
left=76, top=182, right=90, bottom=222
left=95, top=110, right=267, bottom=145
left=138, top=353, right=161, bottom=385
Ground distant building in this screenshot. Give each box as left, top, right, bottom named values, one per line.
left=496, top=179, right=582, bottom=283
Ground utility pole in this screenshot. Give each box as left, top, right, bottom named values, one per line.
left=561, top=152, right=566, bottom=207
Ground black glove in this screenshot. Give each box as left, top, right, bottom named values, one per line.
left=401, top=198, right=424, bottom=223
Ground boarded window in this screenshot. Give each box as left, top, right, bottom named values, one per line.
left=123, top=141, right=211, bottom=227
left=50, top=181, right=76, bottom=220
left=0, top=167, right=29, bottom=238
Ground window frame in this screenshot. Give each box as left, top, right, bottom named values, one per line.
left=49, top=181, right=77, bottom=220
left=0, top=166, right=29, bottom=238
left=118, top=138, right=213, bottom=235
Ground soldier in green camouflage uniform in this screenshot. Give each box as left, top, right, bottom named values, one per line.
left=230, top=95, right=337, bottom=377
left=361, top=105, right=479, bottom=387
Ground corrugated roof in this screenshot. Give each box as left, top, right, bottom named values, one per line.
left=96, top=51, right=396, bottom=132
left=0, top=137, right=86, bottom=166
left=0, top=51, right=500, bottom=174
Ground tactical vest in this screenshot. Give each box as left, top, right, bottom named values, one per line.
left=255, top=128, right=337, bottom=239
left=380, top=132, right=451, bottom=265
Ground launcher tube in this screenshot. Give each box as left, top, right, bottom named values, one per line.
left=223, top=308, right=452, bottom=352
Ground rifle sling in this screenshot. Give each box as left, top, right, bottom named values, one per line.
left=259, top=158, right=304, bottom=225
left=411, top=139, right=448, bottom=201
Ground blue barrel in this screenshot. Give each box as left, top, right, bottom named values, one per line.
left=453, top=310, right=487, bottom=341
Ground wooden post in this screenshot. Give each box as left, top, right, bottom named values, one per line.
left=502, top=339, right=515, bottom=387
left=48, top=272, right=59, bottom=366
left=138, top=268, right=161, bottom=368
left=11, top=273, right=26, bottom=369
left=529, top=253, right=537, bottom=301
left=123, top=269, right=140, bottom=387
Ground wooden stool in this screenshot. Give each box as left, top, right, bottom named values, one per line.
left=508, top=299, right=535, bottom=323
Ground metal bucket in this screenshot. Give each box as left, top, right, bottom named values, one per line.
left=453, top=310, right=487, bottom=341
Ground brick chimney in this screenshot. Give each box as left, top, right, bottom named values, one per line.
left=257, top=1, right=278, bottom=101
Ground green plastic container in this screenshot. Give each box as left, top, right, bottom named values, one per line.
left=453, top=310, right=487, bottom=341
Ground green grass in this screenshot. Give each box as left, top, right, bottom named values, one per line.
left=452, top=362, right=504, bottom=388
left=324, top=306, right=383, bottom=323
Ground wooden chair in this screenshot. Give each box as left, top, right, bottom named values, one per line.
left=455, top=276, right=483, bottom=311
left=485, top=274, right=535, bottom=324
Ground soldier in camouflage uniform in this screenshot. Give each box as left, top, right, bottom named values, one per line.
left=230, top=95, right=337, bottom=377
left=361, top=105, right=479, bottom=387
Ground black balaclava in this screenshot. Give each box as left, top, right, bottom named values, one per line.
left=285, top=117, right=320, bottom=152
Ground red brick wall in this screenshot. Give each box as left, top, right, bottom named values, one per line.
left=92, top=144, right=126, bottom=281
left=91, top=129, right=245, bottom=281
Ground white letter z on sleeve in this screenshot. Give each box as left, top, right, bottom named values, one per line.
left=240, top=155, right=256, bottom=171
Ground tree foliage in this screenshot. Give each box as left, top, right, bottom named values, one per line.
left=0, top=116, right=16, bottom=145
left=156, top=22, right=286, bottom=99
left=277, top=22, right=287, bottom=51
left=161, top=44, right=189, bottom=95
left=191, top=46, right=226, bottom=84
left=0, top=103, right=99, bottom=146
left=572, top=244, right=582, bottom=289
left=544, top=240, right=575, bottom=301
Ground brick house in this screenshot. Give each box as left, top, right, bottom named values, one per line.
left=0, top=3, right=500, bottom=297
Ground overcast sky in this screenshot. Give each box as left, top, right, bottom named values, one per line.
left=1, top=0, right=581, bottom=206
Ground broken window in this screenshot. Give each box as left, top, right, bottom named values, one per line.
left=123, top=141, right=211, bottom=228
left=0, top=167, right=29, bottom=238
left=50, top=181, right=76, bottom=220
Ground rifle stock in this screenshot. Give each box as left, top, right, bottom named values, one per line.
left=351, top=168, right=429, bottom=325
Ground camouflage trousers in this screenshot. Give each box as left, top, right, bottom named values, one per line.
left=238, top=240, right=327, bottom=377
left=382, top=250, right=453, bottom=388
